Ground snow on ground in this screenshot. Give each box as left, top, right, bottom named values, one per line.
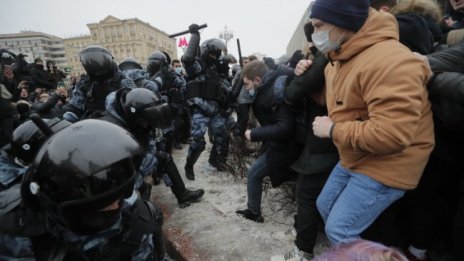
left=151, top=142, right=329, bottom=261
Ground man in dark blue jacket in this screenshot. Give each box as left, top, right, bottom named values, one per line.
left=235, top=60, right=299, bottom=223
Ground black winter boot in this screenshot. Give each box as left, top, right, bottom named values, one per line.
left=184, top=141, right=205, bottom=180
left=236, top=209, right=264, bottom=223
left=177, top=189, right=205, bottom=208
left=208, top=152, right=227, bottom=171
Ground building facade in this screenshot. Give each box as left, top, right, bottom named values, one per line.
left=0, top=31, right=68, bottom=69
left=286, top=1, right=314, bottom=56
left=64, top=15, right=177, bottom=77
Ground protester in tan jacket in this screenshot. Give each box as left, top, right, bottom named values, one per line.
left=295, top=0, right=435, bottom=245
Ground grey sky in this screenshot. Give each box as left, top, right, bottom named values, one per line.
left=0, top=0, right=311, bottom=59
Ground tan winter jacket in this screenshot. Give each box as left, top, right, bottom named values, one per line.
left=326, top=8, right=435, bottom=190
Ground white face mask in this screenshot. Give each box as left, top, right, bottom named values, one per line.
left=248, top=88, right=256, bottom=97
left=312, top=26, right=343, bottom=54
left=174, top=67, right=183, bottom=74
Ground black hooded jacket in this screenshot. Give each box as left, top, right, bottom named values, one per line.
left=284, top=51, right=339, bottom=176
left=426, top=41, right=464, bottom=160
left=30, top=64, right=54, bottom=90
left=249, top=65, right=300, bottom=187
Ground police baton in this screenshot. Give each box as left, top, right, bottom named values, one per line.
left=30, top=113, right=54, bottom=136
left=237, top=39, right=243, bottom=68
left=169, top=24, right=208, bottom=38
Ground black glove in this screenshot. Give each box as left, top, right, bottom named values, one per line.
left=161, top=67, right=177, bottom=84
left=189, top=24, right=200, bottom=35
left=289, top=50, right=305, bottom=68
left=263, top=57, right=277, bottom=70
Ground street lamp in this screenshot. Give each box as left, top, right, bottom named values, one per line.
left=219, top=25, right=234, bottom=48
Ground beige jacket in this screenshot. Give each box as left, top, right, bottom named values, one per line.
left=326, top=8, right=435, bottom=190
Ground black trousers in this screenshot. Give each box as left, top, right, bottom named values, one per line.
left=236, top=103, right=250, bottom=137
left=294, top=172, right=329, bottom=254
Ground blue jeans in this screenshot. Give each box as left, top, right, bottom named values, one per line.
left=316, top=162, right=405, bottom=244
left=247, top=153, right=268, bottom=214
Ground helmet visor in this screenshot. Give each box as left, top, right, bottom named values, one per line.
left=140, top=100, right=172, bottom=129
left=147, top=60, right=162, bottom=74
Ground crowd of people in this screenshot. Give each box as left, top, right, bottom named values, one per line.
left=0, top=0, right=463, bottom=260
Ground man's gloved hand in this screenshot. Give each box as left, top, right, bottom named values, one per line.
left=161, top=66, right=177, bottom=83
left=263, top=57, right=277, bottom=70
left=189, top=24, right=200, bottom=35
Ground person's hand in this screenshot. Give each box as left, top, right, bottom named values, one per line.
left=18, top=80, right=28, bottom=89
left=312, top=116, right=334, bottom=138
left=20, top=88, right=28, bottom=98
left=294, top=59, right=313, bottom=76
left=244, top=129, right=252, bottom=141
left=189, top=24, right=200, bottom=35
left=161, top=67, right=177, bottom=84
left=451, top=0, right=464, bottom=11
left=3, top=65, right=13, bottom=80
left=56, top=86, right=68, bottom=98
left=263, top=57, right=277, bottom=70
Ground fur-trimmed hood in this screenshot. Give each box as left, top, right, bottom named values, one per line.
left=390, top=0, right=443, bottom=22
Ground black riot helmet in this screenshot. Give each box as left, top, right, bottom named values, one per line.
left=200, top=38, right=227, bottom=63
left=118, top=57, right=143, bottom=71
left=79, top=45, right=117, bottom=81
left=147, top=51, right=171, bottom=76
left=2, top=118, right=71, bottom=166
left=21, top=119, right=144, bottom=235
left=122, top=88, right=172, bottom=130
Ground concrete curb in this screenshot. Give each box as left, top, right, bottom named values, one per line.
left=154, top=197, right=209, bottom=261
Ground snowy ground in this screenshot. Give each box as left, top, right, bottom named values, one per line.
left=151, top=141, right=329, bottom=261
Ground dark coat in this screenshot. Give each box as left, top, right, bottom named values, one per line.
left=284, top=51, right=339, bottom=175
left=427, top=40, right=464, bottom=160
left=31, top=93, right=64, bottom=119
left=250, top=66, right=300, bottom=187
left=30, top=64, right=54, bottom=90
left=251, top=65, right=294, bottom=128
left=396, top=13, right=435, bottom=55
left=427, top=40, right=464, bottom=133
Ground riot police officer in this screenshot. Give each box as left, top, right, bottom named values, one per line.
left=62, top=45, right=136, bottom=122
left=100, top=88, right=204, bottom=207
left=182, top=24, right=231, bottom=180
left=0, top=117, right=71, bottom=260
left=118, top=57, right=160, bottom=93
left=147, top=51, right=187, bottom=152
left=21, top=120, right=167, bottom=260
